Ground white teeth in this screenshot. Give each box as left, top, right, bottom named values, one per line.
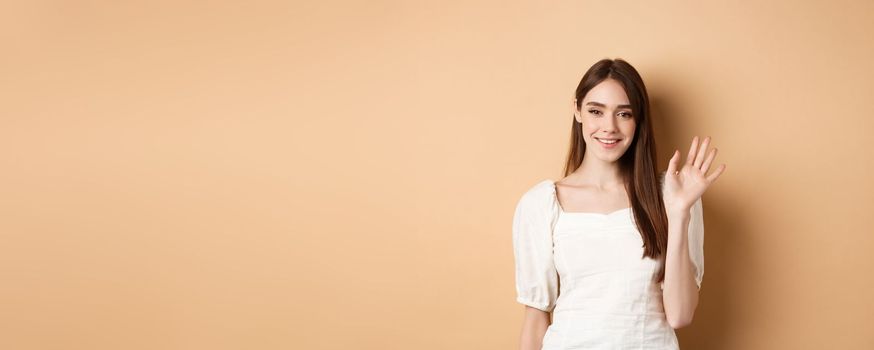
left=597, top=138, right=618, bottom=144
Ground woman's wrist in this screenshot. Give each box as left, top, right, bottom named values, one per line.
left=666, top=208, right=692, bottom=246
left=666, top=205, right=692, bottom=223
left=665, top=203, right=692, bottom=217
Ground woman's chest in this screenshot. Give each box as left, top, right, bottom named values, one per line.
left=552, top=211, right=661, bottom=281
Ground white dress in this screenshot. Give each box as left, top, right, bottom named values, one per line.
left=512, top=177, right=704, bottom=350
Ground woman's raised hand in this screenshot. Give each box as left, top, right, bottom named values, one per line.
left=663, top=136, right=726, bottom=214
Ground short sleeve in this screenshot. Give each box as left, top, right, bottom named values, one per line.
left=512, top=180, right=561, bottom=312
left=687, top=197, right=705, bottom=289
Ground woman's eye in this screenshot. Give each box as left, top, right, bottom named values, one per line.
left=588, top=109, right=601, bottom=116
left=619, top=112, right=632, bottom=118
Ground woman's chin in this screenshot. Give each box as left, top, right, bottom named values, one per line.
left=593, top=154, right=623, bottom=163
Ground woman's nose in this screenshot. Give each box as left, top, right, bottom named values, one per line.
left=602, top=115, right=618, bottom=131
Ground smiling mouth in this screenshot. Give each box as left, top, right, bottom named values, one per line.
left=595, top=137, right=620, bottom=144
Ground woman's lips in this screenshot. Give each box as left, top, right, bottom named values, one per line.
left=596, top=137, right=620, bottom=149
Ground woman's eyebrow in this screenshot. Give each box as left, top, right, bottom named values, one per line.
left=585, top=101, right=632, bottom=109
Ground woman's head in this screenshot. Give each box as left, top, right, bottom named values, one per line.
left=563, top=58, right=670, bottom=283
left=565, top=58, right=655, bottom=178
left=573, top=78, right=637, bottom=164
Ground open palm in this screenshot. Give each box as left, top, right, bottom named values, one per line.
left=663, top=136, right=727, bottom=213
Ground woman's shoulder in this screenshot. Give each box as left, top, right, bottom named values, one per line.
left=516, top=179, right=558, bottom=207
left=524, top=179, right=557, bottom=196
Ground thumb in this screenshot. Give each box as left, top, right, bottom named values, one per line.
left=667, top=149, right=680, bottom=175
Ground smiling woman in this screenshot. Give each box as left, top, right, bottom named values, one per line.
left=577, top=79, right=637, bottom=154
left=512, top=58, right=725, bottom=350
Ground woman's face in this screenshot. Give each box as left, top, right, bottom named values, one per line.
left=574, top=78, right=637, bottom=163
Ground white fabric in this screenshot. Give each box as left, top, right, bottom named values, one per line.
left=512, top=177, right=704, bottom=349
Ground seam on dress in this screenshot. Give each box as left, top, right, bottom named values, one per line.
left=549, top=184, right=572, bottom=350
left=550, top=189, right=571, bottom=305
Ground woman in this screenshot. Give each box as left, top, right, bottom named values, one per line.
left=512, top=58, right=726, bottom=349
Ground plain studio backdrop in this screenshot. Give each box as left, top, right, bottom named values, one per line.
left=2, top=1, right=873, bottom=349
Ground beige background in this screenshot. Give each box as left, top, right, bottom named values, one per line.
left=2, top=1, right=873, bottom=349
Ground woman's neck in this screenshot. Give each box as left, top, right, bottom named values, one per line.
left=569, top=155, right=625, bottom=190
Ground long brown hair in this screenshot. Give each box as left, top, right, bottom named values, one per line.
left=563, top=58, right=670, bottom=284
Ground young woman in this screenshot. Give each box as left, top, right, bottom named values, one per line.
left=512, top=58, right=726, bottom=349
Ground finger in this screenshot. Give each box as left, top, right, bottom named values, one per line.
left=706, top=164, right=726, bottom=183
left=685, top=136, right=699, bottom=166
left=667, top=149, right=680, bottom=175
left=701, top=147, right=717, bottom=174
left=693, top=136, right=711, bottom=169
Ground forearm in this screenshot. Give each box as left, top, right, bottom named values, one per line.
left=519, top=307, right=550, bottom=350
left=662, top=209, right=699, bottom=329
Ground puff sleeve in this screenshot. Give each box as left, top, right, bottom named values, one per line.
left=659, top=171, right=705, bottom=290
left=687, top=196, right=705, bottom=289
left=512, top=180, right=561, bottom=312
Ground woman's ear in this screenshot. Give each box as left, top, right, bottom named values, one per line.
left=571, top=98, right=581, bottom=123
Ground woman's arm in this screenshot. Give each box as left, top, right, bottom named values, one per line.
left=661, top=135, right=724, bottom=329
left=661, top=208, right=699, bottom=329
left=519, top=306, right=550, bottom=350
